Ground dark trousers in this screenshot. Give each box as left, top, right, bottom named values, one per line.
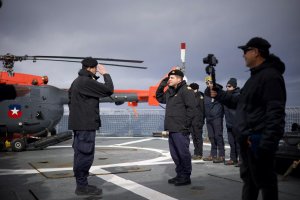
left=191, top=123, right=204, bottom=156
left=73, top=130, right=96, bottom=187
left=206, top=118, right=225, bottom=157
left=168, top=132, right=192, bottom=178
left=227, top=128, right=240, bottom=161
left=240, top=138, right=278, bottom=200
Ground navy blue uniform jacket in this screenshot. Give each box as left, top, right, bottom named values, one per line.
left=68, top=69, right=114, bottom=130
left=204, top=86, right=224, bottom=122
left=156, top=80, right=196, bottom=133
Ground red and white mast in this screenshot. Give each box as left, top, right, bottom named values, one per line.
left=180, top=42, right=186, bottom=72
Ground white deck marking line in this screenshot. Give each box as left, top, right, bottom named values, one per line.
left=95, top=168, right=178, bottom=200
left=0, top=145, right=170, bottom=175
left=96, top=136, right=150, bottom=139
left=114, top=138, right=155, bottom=146
left=0, top=159, right=204, bottom=176
left=0, top=140, right=206, bottom=176
left=0, top=169, right=38, bottom=175
left=97, top=136, right=231, bottom=149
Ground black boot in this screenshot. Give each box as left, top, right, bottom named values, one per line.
left=168, top=176, right=180, bottom=184
left=174, top=177, right=191, bottom=186
left=75, top=185, right=102, bottom=196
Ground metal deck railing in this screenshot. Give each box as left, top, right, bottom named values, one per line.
left=56, top=107, right=300, bottom=139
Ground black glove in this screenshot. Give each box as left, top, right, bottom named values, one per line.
left=211, top=84, right=221, bottom=94
left=215, top=83, right=223, bottom=90
left=160, top=77, right=169, bottom=87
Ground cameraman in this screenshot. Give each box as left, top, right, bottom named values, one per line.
left=203, top=76, right=225, bottom=163
left=210, top=37, right=286, bottom=200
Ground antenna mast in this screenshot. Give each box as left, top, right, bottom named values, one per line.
left=180, top=42, right=186, bottom=72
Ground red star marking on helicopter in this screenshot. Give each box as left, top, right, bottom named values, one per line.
left=8, top=104, right=22, bottom=119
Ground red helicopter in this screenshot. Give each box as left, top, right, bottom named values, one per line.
left=0, top=43, right=187, bottom=152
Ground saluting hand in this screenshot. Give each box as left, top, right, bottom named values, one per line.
left=97, top=64, right=108, bottom=75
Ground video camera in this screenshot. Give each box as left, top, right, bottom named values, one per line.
left=203, top=54, right=218, bottom=89
left=203, top=54, right=218, bottom=66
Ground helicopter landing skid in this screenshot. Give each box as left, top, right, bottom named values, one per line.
left=26, top=131, right=73, bottom=150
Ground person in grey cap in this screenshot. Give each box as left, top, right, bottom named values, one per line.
left=223, top=78, right=241, bottom=166
left=68, top=57, right=114, bottom=196
left=156, top=69, right=196, bottom=186
left=211, top=37, right=286, bottom=200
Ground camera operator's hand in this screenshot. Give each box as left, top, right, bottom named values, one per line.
left=210, top=89, right=218, bottom=98
left=211, top=83, right=223, bottom=97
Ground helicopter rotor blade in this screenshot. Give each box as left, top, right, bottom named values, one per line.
left=31, top=55, right=143, bottom=63
left=34, top=58, right=147, bottom=69
left=1, top=54, right=146, bottom=70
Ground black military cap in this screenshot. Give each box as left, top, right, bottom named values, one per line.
left=238, top=37, right=271, bottom=51
left=189, top=82, right=199, bottom=90
left=81, top=57, right=98, bottom=68
left=168, top=69, right=184, bottom=77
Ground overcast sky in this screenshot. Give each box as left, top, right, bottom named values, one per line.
left=1, top=0, right=299, bottom=106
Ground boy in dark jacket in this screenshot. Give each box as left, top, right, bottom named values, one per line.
left=156, top=69, right=196, bottom=186
left=68, top=57, right=114, bottom=196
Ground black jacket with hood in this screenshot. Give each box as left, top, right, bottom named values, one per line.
left=68, top=69, right=114, bottom=130
left=193, top=91, right=205, bottom=126
left=224, top=87, right=240, bottom=129
left=156, top=79, right=196, bottom=133
left=204, top=84, right=224, bottom=122
left=217, top=54, right=286, bottom=153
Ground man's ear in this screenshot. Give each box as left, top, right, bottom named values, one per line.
left=86, top=67, right=92, bottom=72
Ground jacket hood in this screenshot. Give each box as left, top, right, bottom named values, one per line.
left=78, top=69, right=99, bottom=80
left=251, top=54, right=285, bottom=75
left=266, top=54, right=285, bottom=74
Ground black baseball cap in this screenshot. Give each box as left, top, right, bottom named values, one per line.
left=238, top=37, right=271, bottom=51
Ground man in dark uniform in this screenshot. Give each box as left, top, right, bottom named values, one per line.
left=156, top=69, right=196, bottom=186
left=223, top=78, right=241, bottom=166
left=68, top=57, right=114, bottom=196
left=211, top=37, right=286, bottom=200
left=189, top=82, right=205, bottom=160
